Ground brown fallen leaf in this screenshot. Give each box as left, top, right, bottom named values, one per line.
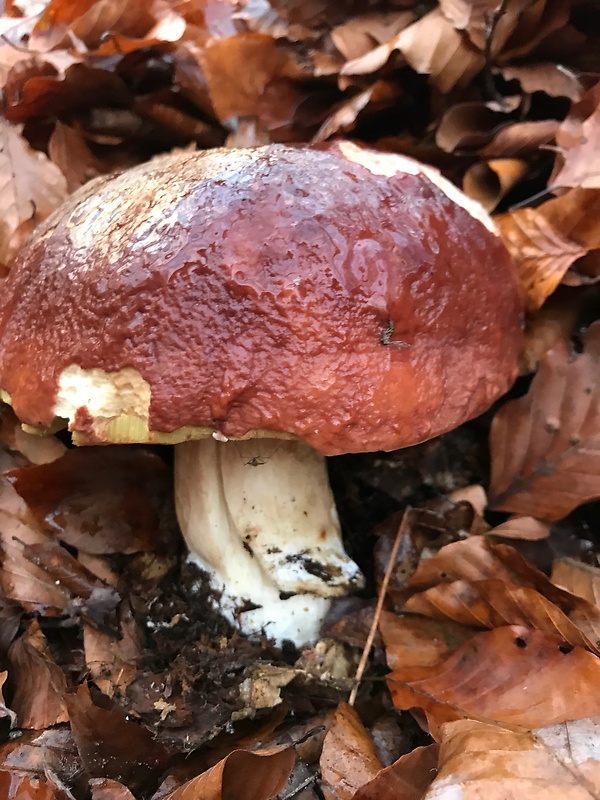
left=405, top=579, right=600, bottom=654
left=8, top=447, right=170, bottom=555
left=9, top=620, right=69, bottom=729
left=163, top=747, right=295, bottom=800
left=439, top=0, right=535, bottom=54
left=67, top=684, right=174, bottom=794
left=353, top=744, right=439, bottom=800
left=552, top=558, right=600, bottom=607
left=519, top=288, right=584, bottom=373
left=388, top=625, right=600, bottom=736
left=83, top=601, right=143, bottom=697
left=426, top=717, right=600, bottom=799
left=90, top=778, right=136, bottom=800
left=499, top=62, right=583, bottom=101
left=0, top=771, right=63, bottom=800
left=490, top=516, right=551, bottom=541
left=331, top=12, right=415, bottom=61
left=462, top=158, right=528, bottom=212
left=0, top=119, right=67, bottom=265
left=379, top=610, right=474, bottom=670
left=320, top=703, right=382, bottom=800
left=489, top=322, right=600, bottom=519
left=552, top=83, right=600, bottom=190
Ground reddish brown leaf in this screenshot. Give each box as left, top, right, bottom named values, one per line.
left=490, top=516, right=551, bottom=541
left=489, top=322, right=600, bottom=519
left=353, top=744, right=439, bottom=800
left=9, top=620, right=68, bottom=729
left=499, top=62, right=582, bottom=100
left=462, top=158, right=528, bottom=212
left=320, top=703, right=382, bottom=800
left=331, top=12, right=415, bottom=61
left=388, top=626, right=600, bottom=735
left=163, top=747, right=295, bottom=800
left=8, top=447, right=170, bottom=555
left=83, top=603, right=143, bottom=697
left=0, top=772, right=62, bottom=800
left=439, top=0, right=534, bottom=53
left=552, top=84, right=600, bottom=189
left=379, top=611, right=474, bottom=670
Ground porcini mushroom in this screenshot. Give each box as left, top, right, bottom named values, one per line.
left=0, top=142, right=523, bottom=645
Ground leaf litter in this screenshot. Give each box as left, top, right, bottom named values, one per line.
left=1, top=0, right=600, bottom=798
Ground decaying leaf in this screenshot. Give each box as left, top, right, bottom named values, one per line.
left=388, top=625, right=600, bottom=735
left=0, top=119, right=67, bottom=264
left=8, top=447, right=170, bottom=555
left=552, top=559, right=600, bottom=607
left=379, top=610, right=473, bottom=670
left=425, top=717, right=600, bottom=799
left=90, top=779, right=136, bottom=800
left=163, top=747, right=295, bottom=800
left=320, top=703, right=382, bottom=800
left=489, top=322, right=600, bottom=519
left=552, top=84, right=600, bottom=190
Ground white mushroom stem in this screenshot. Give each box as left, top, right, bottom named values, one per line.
left=174, top=437, right=364, bottom=646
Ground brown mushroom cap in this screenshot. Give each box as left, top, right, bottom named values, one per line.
left=0, top=141, right=523, bottom=456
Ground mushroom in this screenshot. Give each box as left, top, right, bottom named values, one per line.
left=0, top=142, right=523, bottom=645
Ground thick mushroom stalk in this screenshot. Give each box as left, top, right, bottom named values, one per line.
left=174, top=437, right=363, bottom=645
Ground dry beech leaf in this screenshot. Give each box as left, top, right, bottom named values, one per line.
left=163, top=747, right=295, bottom=800
left=553, top=84, right=600, bottom=190
left=0, top=119, right=67, bottom=265
left=388, top=625, right=600, bottom=736
left=83, top=602, right=143, bottom=697
left=48, top=122, right=110, bottom=192
left=379, top=610, right=474, bottom=670
left=425, top=717, right=600, bottom=799
left=90, top=778, right=136, bottom=800
left=0, top=407, right=66, bottom=465
left=489, top=322, right=600, bottom=520
left=8, top=447, right=170, bottom=555
left=9, top=620, right=69, bottom=729
left=354, top=744, right=440, bottom=800
left=520, top=290, right=583, bottom=374
left=405, top=579, right=600, bottom=655
left=552, top=559, right=600, bottom=607
left=198, top=33, right=304, bottom=123
left=331, top=12, right=415, bottom=61
left=478, top=119, right=559, bottom=158
left=490, top=516, right=551, bottom=541
left=495, top=187, right=600, bottom=311
left=0, top=771, right=62, bottom=800
left=499, top=62, right=582, bottom=100
left=320, top=703, right=382, bottom=800
left=462, top=158, right=528, bottom=212
left=438, top=0, right=534, bottom=53
left=312, top=81, right=398, bottom=143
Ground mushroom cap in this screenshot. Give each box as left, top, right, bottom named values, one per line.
left=0, top=141, right=523, bottom=456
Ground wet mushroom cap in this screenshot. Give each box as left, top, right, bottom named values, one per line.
left=0, top=141, right=523, bottom=455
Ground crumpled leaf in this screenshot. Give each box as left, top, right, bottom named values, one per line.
left=0, top=771, right=63, bottom=800
left=424, top=717, right=600, bottom=799
left=489, top=322, right=600, bottom=519
left=462, top=158, right=528, bottom=212
left=0, top=119, right=67, bottom=265
left=388, top=625, right=600, bottom=736
left=439, top=0, right=535, bottom=53
left=8, top=447, right=170, bottom=555
left=320, top=703, right=382, bottom=800
left=331, top=12, right=415, bottom=62
left=163, top=747, right=295, bottom=800
left=9, top=620, right=69, bottom=730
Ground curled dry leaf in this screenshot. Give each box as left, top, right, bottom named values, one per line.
left=462, top=158, right=528, bottom=212
left=520, top=289, right=583, bottom=373
left=319, top=703, right=382, bottom=800
left=489, top=322, right=600, bottom=520
left=331, top=12, right=415, bottom=61
left=388, top=625, right=600, bottom=736
left=490, top=515, right=551, bottom=541
left=552, top=558, right=600, bottom=607
left=0, top=119, right=67, bottom=265
left=9, top=620, right=69, bottom=730
left=499, top=62, right=583, bottom=101
left=163, top=747, right=295, bottom=800
left=8, top=447, right=170, bottom=555
left=439, top=0, right=535, bottom=54
left=353, top=744, right=439, bottom=800
left=0, top=407, right=66, bottom=465
left=425, top=717, right=600, bottom=799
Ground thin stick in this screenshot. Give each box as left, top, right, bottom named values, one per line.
left=348, top=507, right=412, bottom=706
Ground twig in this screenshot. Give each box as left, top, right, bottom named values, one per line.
left=348, top=507, right=412, bottom=707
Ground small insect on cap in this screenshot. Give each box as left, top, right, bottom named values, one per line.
left=0, top=142, right=523, bottom=455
